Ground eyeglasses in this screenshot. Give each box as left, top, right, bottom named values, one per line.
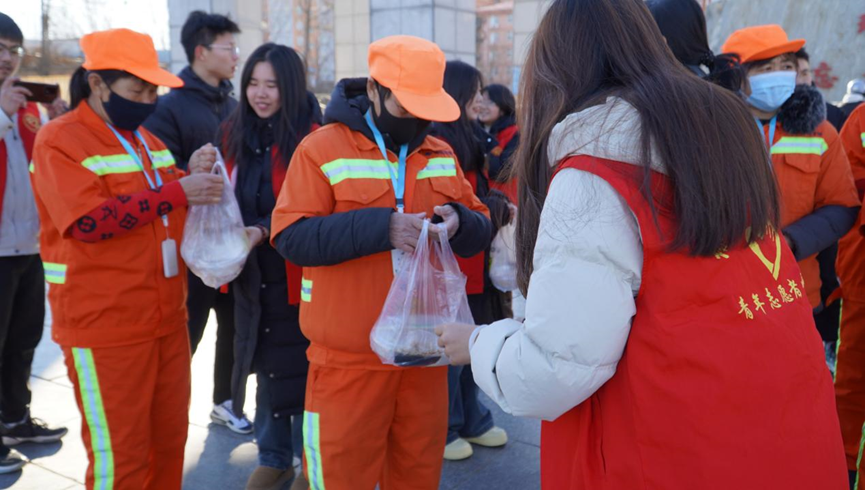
left=0, top=44, right=24, bottom=58
left=208, top=44, right=240, bottom=56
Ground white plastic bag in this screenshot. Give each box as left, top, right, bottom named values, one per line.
left=489, top=222, right=518, bottom=292
left=371, top=220, right=474, bottom=367
left=180, top=154, right=251, bottom=288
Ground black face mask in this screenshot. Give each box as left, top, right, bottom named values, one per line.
left=372, top=91, right=429, bottom=146
left=103, top=90, right=158, bottom=131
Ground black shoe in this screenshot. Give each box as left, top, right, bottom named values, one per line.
left=2, top=418, right=68, bottom=446
left=0, top=449, right=27, bottom=474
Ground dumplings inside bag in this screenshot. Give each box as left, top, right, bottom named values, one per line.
left=371, top=219, right=474, bottom=367
left=180, top=155, right=251, bottom=288
left=489, top=221, right=518, bottom=292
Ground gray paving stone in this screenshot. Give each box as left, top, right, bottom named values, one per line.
left=15, top=417, right=86, bottom=484
left=182, top=423, right=259, bottom=489
left=0, top=463, right=76, bottom=490
left=447, top=441, right=541, bottom=490
left=479, top=391, right=541, bottom=448
left=30, top=328, right=67, bottom=383
left=18, top=310, right=542, bottom=490
left=28, top=378, right=79, bottom=426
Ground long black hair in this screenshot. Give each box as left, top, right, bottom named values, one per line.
left=515, top=0, right=779, bottom=293
left=69, top=66, right=133, bottom=109
left=436, top=60, right=484, bottom=173
left=222, top=43, right=314, bottom=168
left=483, top=84, right=516, bottom=119
left=646, top=0, right=743, bottom=92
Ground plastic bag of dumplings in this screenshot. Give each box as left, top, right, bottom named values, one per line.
left=371, top=220, right=474, bottom=367
left=181, top=152, right=251, bottom=288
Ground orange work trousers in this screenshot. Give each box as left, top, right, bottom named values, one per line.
left=837, top=299, right=865, bottom=471
left=62, top=326, right=191, bottom=490
left=301, top=363, right=448, bottom=490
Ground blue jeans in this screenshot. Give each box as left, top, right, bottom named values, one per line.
left=254, top=372, right=303, bottom=470
left=447, top=364, right=494, bottom=444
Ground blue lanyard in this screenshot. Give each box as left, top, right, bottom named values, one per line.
left=767, top=115, right=777, bottom=150
left=106, top=124, right=164, bottom=189
left=106, top=124, right=168, bottom=228
left=365, top=110, right=408, bottom=212
left=756, top=115, right=778, bottom=151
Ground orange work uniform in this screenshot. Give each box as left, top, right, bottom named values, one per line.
left=764, top=119, right=859, bottom=308
left=271, top=122, right=489, bottom=490
left=30, top=101, right=190, bottom=490
left=834, top=104, right=865, bottom=474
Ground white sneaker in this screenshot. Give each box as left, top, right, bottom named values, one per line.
left=466, top=426, right=508, bottom=448
left=210, top=400, right=253, bottom=434
left=443, top=438, right=473, bottom=461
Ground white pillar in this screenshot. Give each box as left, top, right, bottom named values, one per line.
left=334, top=0, right=371, bottom=81
left=511, top=0, right=550, bottom=93
left=334, top=0, right=476, bottom=82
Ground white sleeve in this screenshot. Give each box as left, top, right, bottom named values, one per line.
left=469, top=168, right=643, bottom=421
left=0, top=110, right=12, bottom=141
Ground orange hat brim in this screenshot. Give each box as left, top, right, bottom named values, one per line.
left=741, top=39, right=806, bottom=64
left=391, top=87, right=461, bottom=123
left=126, top=66, right=184, bottom=88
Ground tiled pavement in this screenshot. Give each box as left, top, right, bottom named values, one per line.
left=0, top=310, right=540, bottom=489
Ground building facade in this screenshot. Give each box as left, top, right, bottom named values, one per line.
left=476, top=1, right=514, bottom=90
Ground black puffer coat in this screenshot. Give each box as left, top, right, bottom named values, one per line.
left=143, top=66, right=237, bottom=170
left=229, top=95, right=321, bottom=418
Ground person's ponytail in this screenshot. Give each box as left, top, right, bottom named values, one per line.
left=704, top=52, right=745, bottom=94
left=69, top=66, right=90, bottom=109
left=69, top=67, right=130, bottom=109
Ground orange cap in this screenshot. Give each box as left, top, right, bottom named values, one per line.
left=721, top=24, right=805, bottom=64
left=368, top=35, right=460, bottom=122
left=81, top=28, right=183, bottom=88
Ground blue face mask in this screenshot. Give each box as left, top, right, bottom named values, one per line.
left=747, top=71, right=797, bottom=113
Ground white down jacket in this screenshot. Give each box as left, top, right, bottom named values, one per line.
left=469, top=97, right=665, bottom=421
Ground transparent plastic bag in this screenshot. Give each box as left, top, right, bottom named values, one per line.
left=180, top=153, right=251, bottom=288
left=489, top=222, right=518, bottom=292
left=371, top=220, right=474, bottom=367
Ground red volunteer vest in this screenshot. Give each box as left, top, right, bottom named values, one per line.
left=0, top=103, right=40, bottom=225
left=542, top=156, right=846, bottom=490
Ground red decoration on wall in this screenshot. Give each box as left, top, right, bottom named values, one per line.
left=859, top=14, right=865, bottom=34
left=814, top=62, right=839, bottom=89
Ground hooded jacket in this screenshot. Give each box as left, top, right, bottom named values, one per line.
left=768, top=85, right=859, bottom=309
left=470, top=97, right=645, bottom=420
left=275, top=78, right=491, bottom=267
left=271, top=77, right=492, bottom=369
left=143, top=66, right=237, bottom=170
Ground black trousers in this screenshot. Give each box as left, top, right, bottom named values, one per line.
left=186, top=271, right=235, bottom=405
left=815, top=243, right=841, bottom=343
left=0, top=255, right=45, bottom=426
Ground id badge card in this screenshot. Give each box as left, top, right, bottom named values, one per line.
left=162, top=238, right=179, bottom=278
left=391, top=205, right=407, bottom=276
left=391, top=249, right=408, bottom=277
